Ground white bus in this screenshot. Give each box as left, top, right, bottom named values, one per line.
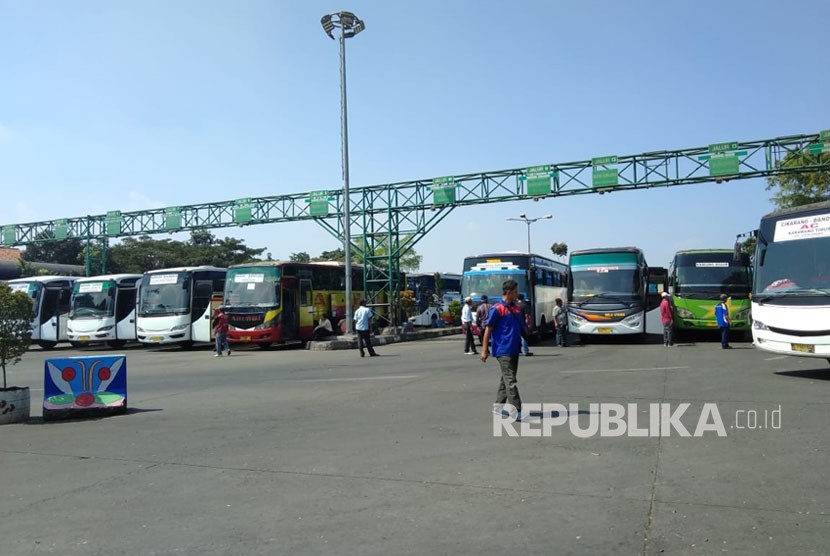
left=67, top=274, right=143, bottom=348
left=751, top=201, right=830, bottom=362
left=7, top=276, right=75, bottom=349
left=136, top=266, right=226, bottom=347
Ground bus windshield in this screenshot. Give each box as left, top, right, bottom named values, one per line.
left=225, top=267, right=280, bottom=307
left=754, top=234, right=830, bottom=296
left=139, top=272, right=192, bottom=316
left=675, top=263, right=751, bottom=297
left=462, top=272, right=528, bottom=301
left=71, top=281, right=115, bottom=317
left=571, top=268, right=642, bottom=303
left=9, top=282, right=40, bottom=301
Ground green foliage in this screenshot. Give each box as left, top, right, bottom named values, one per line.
left=314, top=248, right=345, bottom=262
left=447, top=300, right=462, bottom=324
left=400, top=290, right=417, bottom=318
left=290, top=251, right=311, bottom=263
left=766, top=151, right=830, bottom=210
left=550, top=242, right=569, bottom=258
left=433, top=272, right=443, bottom=300
left=0, top=285, right=34, bottom=389
left=312, top=237, right=422, bottom=271
left=23, top=231, right=84, bottom=265
left=106, top=232, right=266, bottom=273
left=738, top=236, right=757, bottom=256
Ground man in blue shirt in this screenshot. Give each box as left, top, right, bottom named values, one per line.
left=353, top=300, right=378, bottom=357
left=715, top=294, right=732, bottom=349
left=481, top=279, right=528, bottom=419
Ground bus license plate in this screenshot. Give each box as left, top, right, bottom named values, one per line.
left=79, top=335, right=90, bottom=341
left=150, top=336, right=164, bottom=342
left=597, top=328, right=613, bottom=334
left=792, top=343, right=815, bottom=354
left=240, top=336, right=251, bottom=342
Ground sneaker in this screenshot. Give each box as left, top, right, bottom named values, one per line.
left=214, top=353, right=221, bottom=357
left=227, top=350, right=231, bottom=356
left=525, top=352, right=534, bottom=356
left=369, top=353, right=379, bottom=357
left=492, top=404, right=509, bottom=416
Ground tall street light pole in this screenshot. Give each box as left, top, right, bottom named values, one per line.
left=506, top=213, right=552, bottom=254
left=321, top=11, right=365, bottom=334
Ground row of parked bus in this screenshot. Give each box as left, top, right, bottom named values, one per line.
left=6, top=261, right=388, bottom=350
left=458, top=200, right=830, bottom=363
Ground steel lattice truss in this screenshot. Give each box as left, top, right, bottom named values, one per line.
left=3, top=131, right=828, bottom=322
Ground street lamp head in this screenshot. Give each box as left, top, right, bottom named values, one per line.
left=321, top=11, right=366, bottom=40
left=543, top=214, right=552, bottom=219
left=518, top=213, right=526, bottom=219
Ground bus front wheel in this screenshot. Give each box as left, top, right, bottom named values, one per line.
left=257, top=342, right=272, bottom=349
left=107, top=340, right=127, bottom=349
left=179, top=341, right=194, bottom=350
left=38, top=341, right=57, bottom=350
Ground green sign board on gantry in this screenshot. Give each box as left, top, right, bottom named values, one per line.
left=592, top=156, right=619, bottom=187
left=54, top=219, right=68, bottom=240
left=234, top=198, right=253, bottom=224
left=526, top=165, right=552, bottom=196
left=431, top=176, right=456, bottom=204
left=106, top=211, right=122, bottom=236
left=165, top=207, right=182, bottom=230
left=2, top=226, right=15, bottom=245
left=308, top=191, right=332, bottom=217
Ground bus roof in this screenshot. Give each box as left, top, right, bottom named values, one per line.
left=7, top=275, right=76, bottom=284
left=144, top=266, right=226, bottom=274
left=570, top=247, right=642, bottom=256
left=75, top=274, right=143, bottom=284
left=673, top=249, right=733, bottom=256
left=762, top=199, right=830, bottom=220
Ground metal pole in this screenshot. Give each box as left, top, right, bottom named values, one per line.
left=526, top=220, right=531, bottom=254
left=340, top=28, right=353, bottom=334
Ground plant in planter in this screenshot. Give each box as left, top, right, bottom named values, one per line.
left=0, top=284, right=34, bottom=425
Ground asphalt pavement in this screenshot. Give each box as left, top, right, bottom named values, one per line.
left=1, top=334, right=828, bottom=555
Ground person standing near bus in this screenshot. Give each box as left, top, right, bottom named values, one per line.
left=659, top=292, right=674, bottom=347
left=553, top=297, right=568, bottom=347
left=715, top=294, right=732, bottom=349
left=475, top=294, right=492, bottom=347
left=517, top=294, right=533, bottom=356
left=214, top=307, right=230, bottom=357
left=481, top=279, right=527, bottom=420
left=354, top=300, right=378, bottom=357
left=462, top=297, right=477, bottom=355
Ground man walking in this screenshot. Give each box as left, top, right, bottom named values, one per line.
left=481, top=279, right=528, bottom=420
left=214, top=307, right=230, bottom=357
left=475, top=294, right=492, bottom=347
left=660, top=292, right=674, bottom=347
left=715, top=294, right=732, bottom=349
left=354, top=300, right=378, bottom=357
left=461, top=297, right=477, bottom=355
left=553, top=297, right=568, bottom=347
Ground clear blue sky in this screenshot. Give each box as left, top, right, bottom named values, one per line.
left=1, top=1, right=828, bottom=272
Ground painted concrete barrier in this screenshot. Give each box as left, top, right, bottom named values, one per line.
left=43, top=355, right=127, bottom=421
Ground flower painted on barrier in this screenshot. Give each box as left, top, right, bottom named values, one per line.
left=44, top=356, right=126, bottom=410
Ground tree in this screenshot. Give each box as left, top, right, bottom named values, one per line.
left=313, top=238, right=422, bottom=271
left=766, top=151, right=830, bottom=210
left=550, top=242, right=569, bottom=259
left=0, top=285, right=34, bottom=390
left=23, top=232, right=84, bottom=265
left=738, top=236, right=757, bottom=257
left=314, top=248, right=345, bottom=262
left=290, top=251, right=311, bottom=263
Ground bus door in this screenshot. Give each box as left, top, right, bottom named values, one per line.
left=39, top=286, right=61, bottom=344
left=281, top=277, right=299, bottom=340
left=645, top=267, right=668, bottom=335
left=115, top=287, right=138, bottom=341
left=191, top=278, right=214, bottom=342
left=298, top=278, right=315, bottom=340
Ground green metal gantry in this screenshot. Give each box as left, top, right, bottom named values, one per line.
left=2, top=131, right=829, bottom=323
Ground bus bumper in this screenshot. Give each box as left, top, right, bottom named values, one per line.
left=752, top=329, right=830, bottom=358
left=229, top=327, right=281, bottom=344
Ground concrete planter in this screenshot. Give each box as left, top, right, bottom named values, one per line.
left=0, top=386, right=30, bottom=425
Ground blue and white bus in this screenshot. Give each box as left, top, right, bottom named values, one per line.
left=461, top=252, right=567, bottom=338
left=568, top=247, right=665, bottom=337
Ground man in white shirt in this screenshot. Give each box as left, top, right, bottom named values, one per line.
left=353, top=300, right=378, bottom=357
left=461, top=297, right=477, bottom=355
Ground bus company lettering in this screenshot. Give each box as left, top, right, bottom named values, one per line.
left=230, top=313, right=264, bottom=325
left=604, top=312, right=625, bottom=318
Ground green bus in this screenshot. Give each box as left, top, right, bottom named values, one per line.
left=668, top=249, right=752, bottom=333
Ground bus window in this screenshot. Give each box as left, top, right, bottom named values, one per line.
left=192, top=280, right=213, bottom=321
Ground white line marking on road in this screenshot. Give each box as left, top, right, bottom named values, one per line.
left=294, top=375, right=420, bottom=382
left=562, top=366, right=689, bottom=374
left=764, top=356, right=788, bottom=361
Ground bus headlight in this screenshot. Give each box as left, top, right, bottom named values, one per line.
left=623, top=314, right=641, bottom=327
left=732, top=308, right=751, bottom=321
left=137, top=327, right=145, bottom=333
left=98, top=325, right=114, bottom=332
left=570, top=314, right=586, bottom=325
left=675, top=307, right=694, bottom=319
left=753, top=320, right=769, bottom=331
left=171, top=324, right=189, bottom=332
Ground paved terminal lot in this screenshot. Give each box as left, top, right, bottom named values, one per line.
left=1, top=335, right=829, bottom=556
